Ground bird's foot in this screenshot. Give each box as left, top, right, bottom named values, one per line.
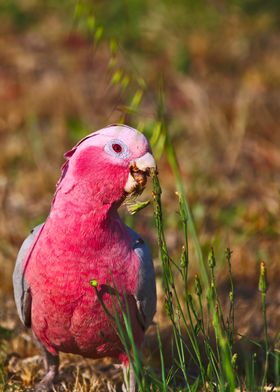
left=122, top=364, right=138, bottom=392
left=34, top=349, right=59, bottom=392
left=34, top=368, right=57, bottom=391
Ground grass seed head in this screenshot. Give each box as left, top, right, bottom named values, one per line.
left=208, top=247, right=216, bottom=269
left=258, top=261, right=268, bottom=293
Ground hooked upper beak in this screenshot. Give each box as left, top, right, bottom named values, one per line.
left=124, top=152, right=157, bottom=195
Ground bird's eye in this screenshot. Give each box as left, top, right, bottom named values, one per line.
left=112, top=143, right=122, bottom=153
left=104, top=139, right=129, bottom=159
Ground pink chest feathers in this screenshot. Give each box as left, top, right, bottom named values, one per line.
left=24, top=214, right=141, bottom=357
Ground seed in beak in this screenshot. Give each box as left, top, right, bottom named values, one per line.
left=130, top=163, right=149, bottom=187
left=124, top=152, right=156, bottom=195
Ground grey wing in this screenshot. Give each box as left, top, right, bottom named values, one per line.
left=13, top=223, right=44, bottom=327
left=126, top=226, right=157, bottom=330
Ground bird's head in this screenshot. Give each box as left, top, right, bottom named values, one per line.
left=58, top=125, right=156, bottom=208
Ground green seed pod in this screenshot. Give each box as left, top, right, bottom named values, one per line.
left=90, top=279, right=98, bottom=288
left=231, top=353, right=238, bottom=367
left=165, top=295, right=173, bottom=318
left=258, top=261, right=268, bottom=293
left=229, top=290, right=234, bottom=303
left=126, top=199, right=150, bottom=215
left=194, top=274, right=202, bottom=296
left=180, top=245, right=187, bottom=268
left=208, top=247, right=216, bottom=269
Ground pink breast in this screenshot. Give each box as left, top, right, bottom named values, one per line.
left=24, top=221, right=141, bottom=359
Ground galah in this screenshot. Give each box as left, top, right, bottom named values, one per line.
left=13, top=125, right=157, bottom=391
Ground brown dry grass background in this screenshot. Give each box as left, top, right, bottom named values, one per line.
left=0, top=1, right=280, bottom=390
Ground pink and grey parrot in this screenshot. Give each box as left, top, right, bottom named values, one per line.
left=13, top=124, right=157, bottom=391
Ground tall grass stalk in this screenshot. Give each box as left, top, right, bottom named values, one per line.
left=155, top=87, right=209, bottom=289
left=152, top=169, right=191, bottom=389
left=156, top=326, right=168, bottom=392
left=274, top=350, right=280, bottom=386
left=225, top=248, right=235, bottom=346
left=154, top=91, right=237, bottom=389
left=152, top=166, right=237, bottom=390
left=259, top=261, right=269, bottom=390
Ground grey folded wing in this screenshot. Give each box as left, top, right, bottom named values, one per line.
left=13, top=223, right=44, bottom=327
left=126, top=226, right=157, bottom=330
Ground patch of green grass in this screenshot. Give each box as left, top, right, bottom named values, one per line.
left=113, top=136, right=278, bottom=390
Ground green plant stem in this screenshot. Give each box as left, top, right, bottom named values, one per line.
left=165, top=137, right=209, bottom=288
left=261, top=291, right=269, bottom=390
left=226, top=248, right=235, bottom=346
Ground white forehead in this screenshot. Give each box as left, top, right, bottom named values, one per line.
left=99, top=125, right=147, bottom=142
left=75, top=124, right=149, bottom=153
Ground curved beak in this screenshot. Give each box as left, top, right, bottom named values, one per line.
left=124, top=152, right=157, bottom=195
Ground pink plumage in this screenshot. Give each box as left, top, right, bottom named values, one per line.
left=13, top=124, right=157, bottom=391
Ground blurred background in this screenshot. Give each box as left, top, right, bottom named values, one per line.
left=0, top=0, right=279, bottom=389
